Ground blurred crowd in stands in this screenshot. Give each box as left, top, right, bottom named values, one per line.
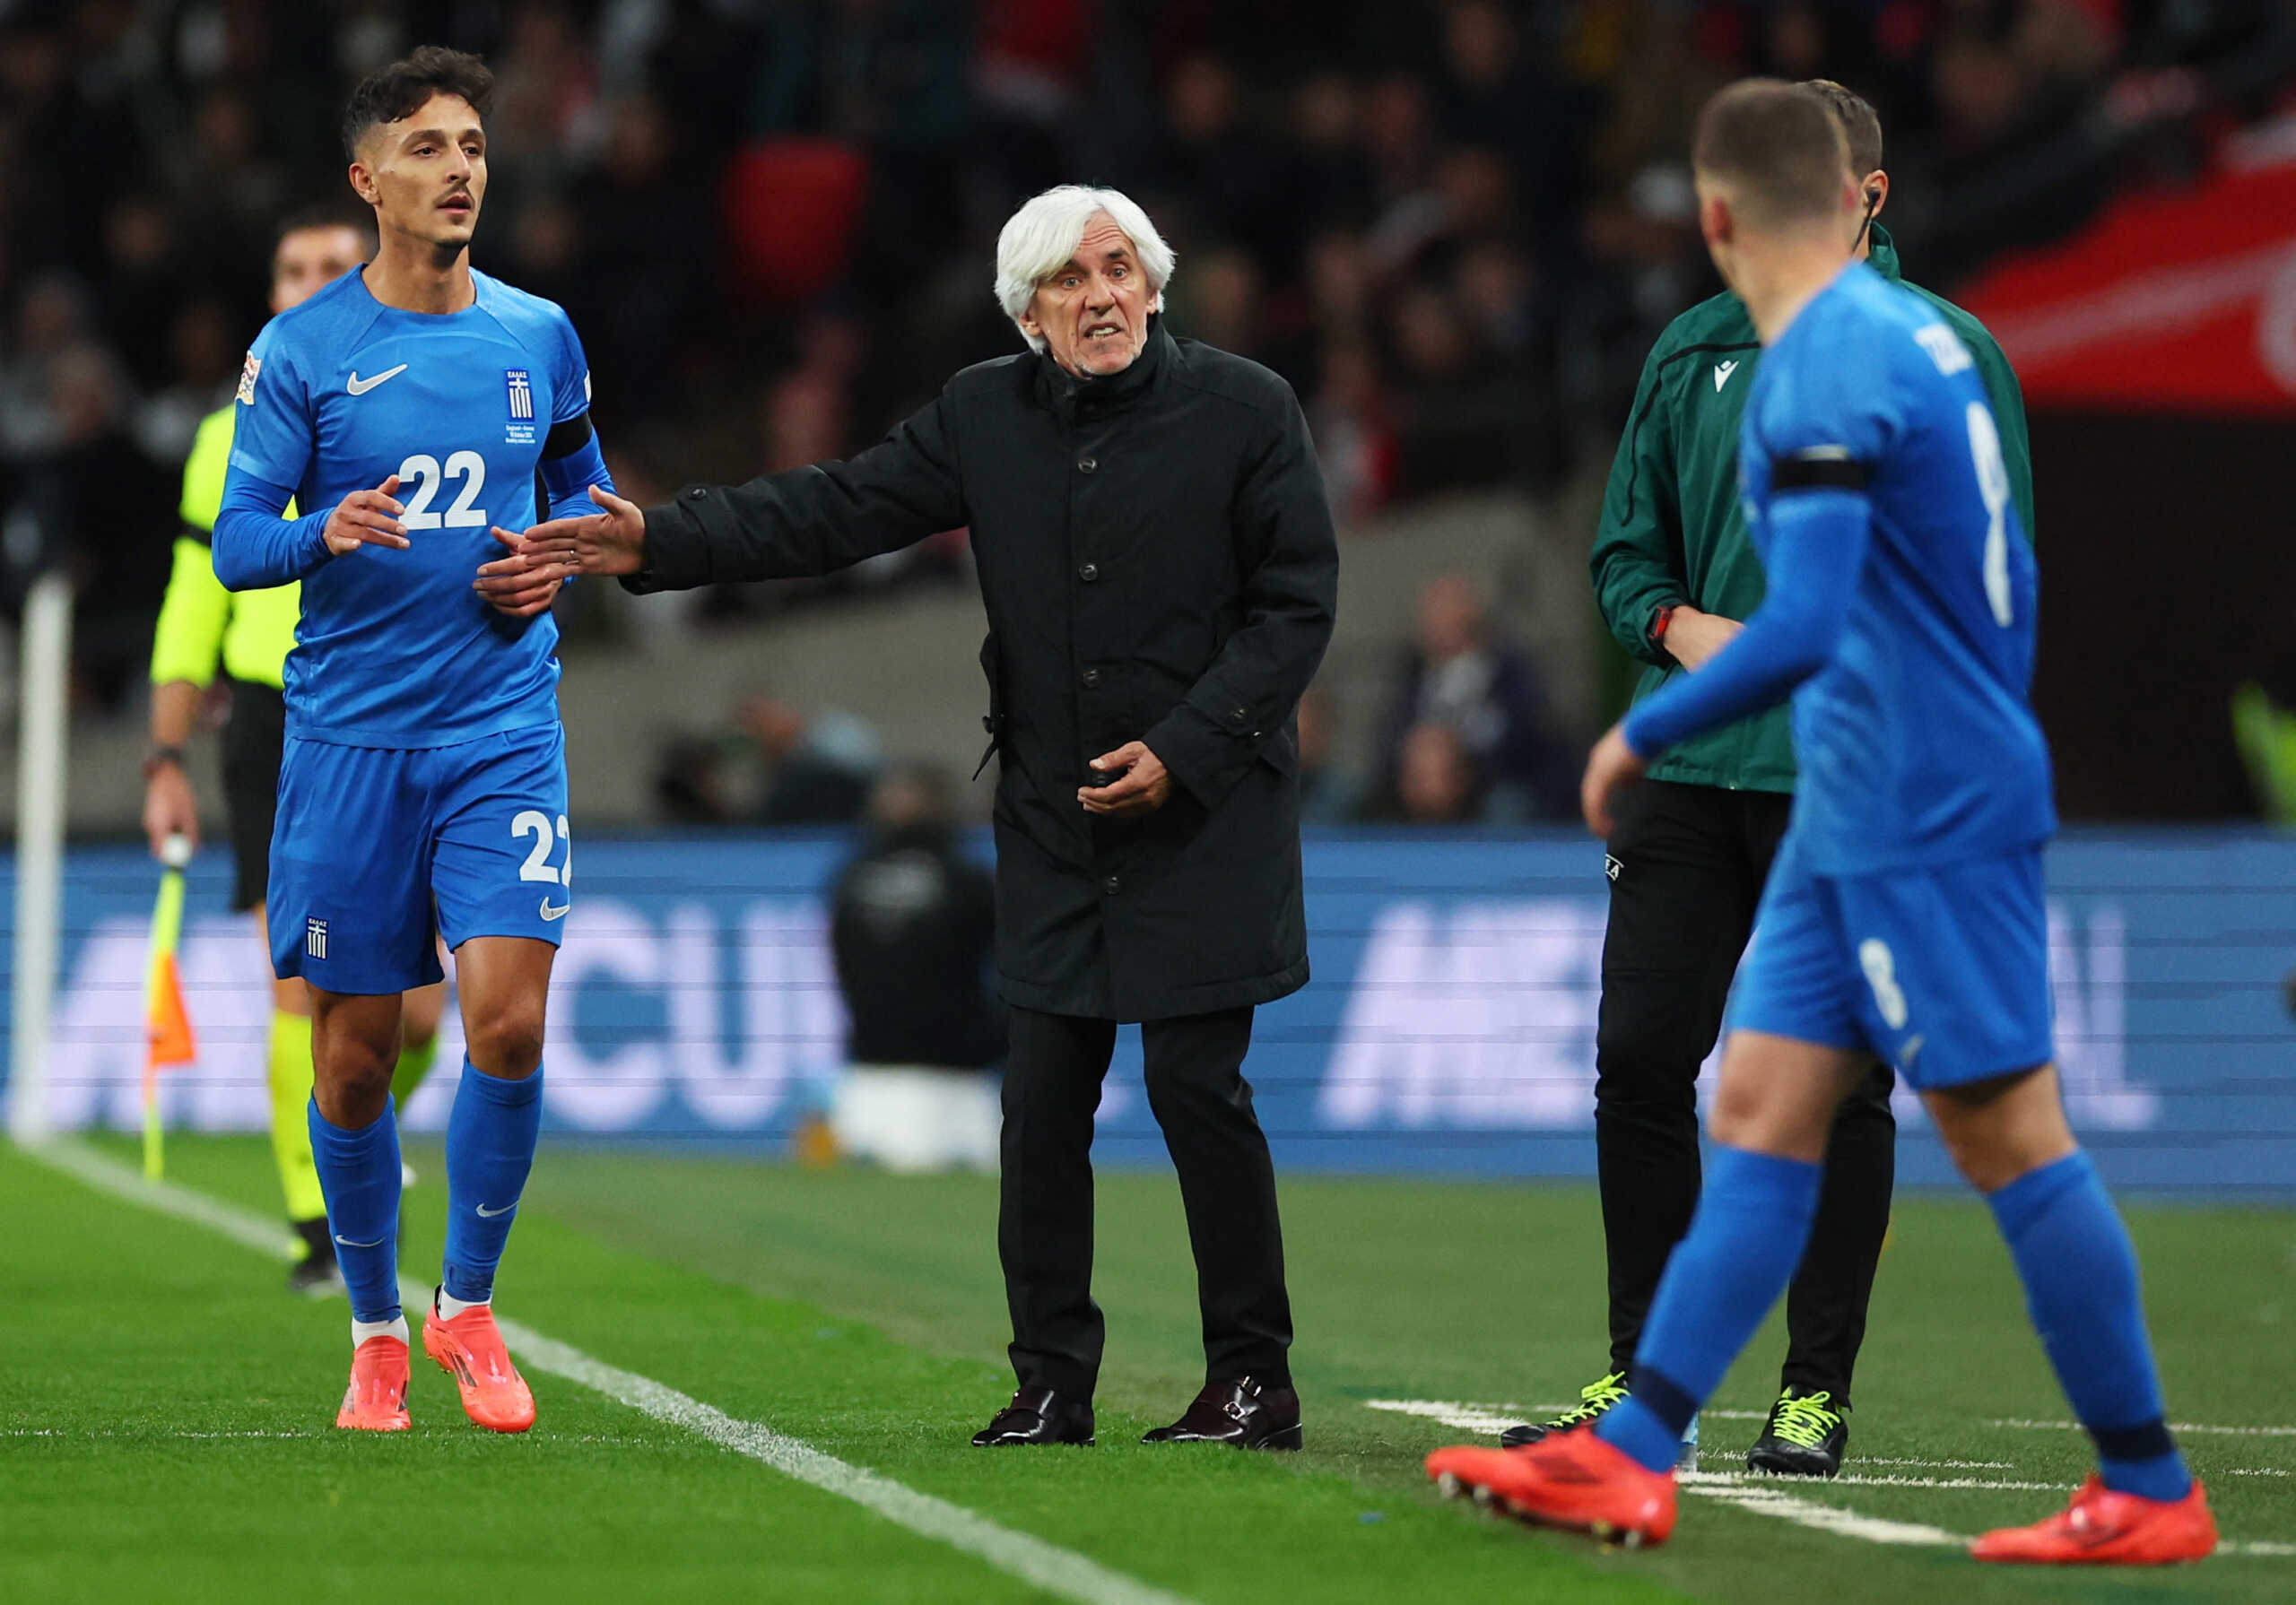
left=1, top=0, right=2289, bottom=818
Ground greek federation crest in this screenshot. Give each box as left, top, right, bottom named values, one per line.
left=505, top=368, right=536, bottom=445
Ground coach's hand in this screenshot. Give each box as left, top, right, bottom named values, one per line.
left=1665, top=606, right=1743, bottom=672
left=1581, top=723, right=1649, bottom=838
left=323, top=473, right=411, bottom=555
left=1079, top=742, right=1172, bottom=818
left=504, top=485, right=648, bottom=578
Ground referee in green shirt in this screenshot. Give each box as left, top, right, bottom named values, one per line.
left=1503, top=82, right=2036, bottom=1475
left=142, top=207, right=447, bottom=1295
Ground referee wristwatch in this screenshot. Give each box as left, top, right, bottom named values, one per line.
left=1649, top=604, right=1679, bottom=652
left=142, top=744, right=188, bottom=779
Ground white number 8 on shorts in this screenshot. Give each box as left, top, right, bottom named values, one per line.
left=1857, top=938, right=1909, bottom=1030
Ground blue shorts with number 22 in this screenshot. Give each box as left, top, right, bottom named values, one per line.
left=268, top=724, right=571, bottom=995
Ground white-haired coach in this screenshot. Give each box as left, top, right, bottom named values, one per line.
left=492, top=187, right=1339, bottom=1451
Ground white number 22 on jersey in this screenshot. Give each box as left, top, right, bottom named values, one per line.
left=396, top=450, right=488, bottom=531
left=1964, top=403, right=2013, bottom=628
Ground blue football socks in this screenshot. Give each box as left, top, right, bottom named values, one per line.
left=1986, top=1150, right=2191, bottom=1503
left=1598, top=1144, right=1824, bottom=1474
left=441, top=1062, right=544, bottom=1305
left=308, top=1097, right=403, bottom=1324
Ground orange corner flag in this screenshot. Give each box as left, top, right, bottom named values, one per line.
left=147, top=950, right=196, bottom=1070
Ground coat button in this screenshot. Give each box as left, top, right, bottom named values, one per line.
left=1082, top=668, right=1100, bottom=688
left=1077, top=562, right=1099, bottom=583
left=1102, top=875, right=1120, bottom=895
left=685, top=486, right=708, bottom=501
left=1077, top=455, right=1097, bottom=473
left=1229, top=706, right=1248, bottom=726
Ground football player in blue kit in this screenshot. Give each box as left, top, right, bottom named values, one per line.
left=213, top=47, right=614, bottom=1434
left=1426, top=81, right=2214, bottom=1566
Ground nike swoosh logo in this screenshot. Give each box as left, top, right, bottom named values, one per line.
left=346, top=364, right=408, bottom=395
left=475, top=1201, right=518, bottom=1219
left=539, top=899, right=570, bottom=922
left=334, top=1234, right=387, bottom=1249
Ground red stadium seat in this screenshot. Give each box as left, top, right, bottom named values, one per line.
left=720, top=137, right=871, bottom=308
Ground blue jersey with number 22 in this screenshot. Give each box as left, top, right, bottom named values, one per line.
left=1737, top=263, right=2056, bottom=873
left=220, top=266, right=589, bottom=748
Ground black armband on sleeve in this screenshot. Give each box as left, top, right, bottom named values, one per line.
left=542, top=411, right=595, bottom=460
left=181, top=521, right=213, bottom=549
left=1770, top=449, right=1872, bottom=491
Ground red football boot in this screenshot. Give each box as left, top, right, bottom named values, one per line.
left=335, top=1334, right=411, bottom=1432
left=1428, top=1430, right=1677, bottom=1549
left=422, top=1300, right=536, bottom=1434
left=1971, top=1476, right=2216, bottom=1566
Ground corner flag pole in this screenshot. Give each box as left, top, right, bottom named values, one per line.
left=143, top=834, right=196, bottom=1181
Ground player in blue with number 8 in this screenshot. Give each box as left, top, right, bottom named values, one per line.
left=213, top=46, right=612, bottom=1436
left=1426, top=80, right=2214, bottom=1566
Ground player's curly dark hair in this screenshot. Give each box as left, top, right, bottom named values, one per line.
left=341, top=46, right=494, bottom=162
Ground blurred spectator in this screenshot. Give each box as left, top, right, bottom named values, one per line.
left=1394, top=719, right=1482, bottom=823
left=1295, top=684, right=1360, bottom=824
left=134, top=298, right=239, bottom=466
left=98, top=196, right=187, bottom=392
left=488, top=0, right=604, bottom=177
left=1366, top=573, right=1575, bottom=822
left=826, top=763, right=1004, bottom=1173
left=743, top=692, right=883, bottom=826
left=567, top=91, right=707, bottom=414
left=28, top=343, right=174, bottom=711
left=1276, top=72, right=1375, bottom=239
left=1135, top=53, right=1284, bottom=267
left=1307, top=337, right=1396, bottom=526
left=654, top=733, right=737, bottom=824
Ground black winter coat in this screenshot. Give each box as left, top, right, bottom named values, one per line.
left=627, top=321, right=1340, bottom=1019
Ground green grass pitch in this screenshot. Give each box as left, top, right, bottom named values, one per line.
left=3, top=1133, right=2289, bottom=1603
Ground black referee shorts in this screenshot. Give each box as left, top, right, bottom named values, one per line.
left=220, top=677, right=286, bottom=913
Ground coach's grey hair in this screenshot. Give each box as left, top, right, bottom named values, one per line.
left=994, top=186, right=1175, bottom=352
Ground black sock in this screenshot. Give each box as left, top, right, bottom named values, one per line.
left=291, top=1216, right=335, bottom=1266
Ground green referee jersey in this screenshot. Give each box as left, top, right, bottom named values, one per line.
left=150, top=404, right=300, bottom=691
left=1589, top=225, right=2036, bottom=794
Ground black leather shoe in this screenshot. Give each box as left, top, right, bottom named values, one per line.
left=970, top=1385, right=1095, bottom=1446
left=1141, top=1375, right=1302, bottom=1451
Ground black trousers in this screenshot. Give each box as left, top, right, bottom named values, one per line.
left=999, top=1003, right=1293, bottom=1398
left=1596, top=779, right=1895, bottom=1404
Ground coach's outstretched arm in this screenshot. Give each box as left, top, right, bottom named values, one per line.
left=497, top=395, right=968, bottom=590
left=1138, top=388, right=1338, bottom=813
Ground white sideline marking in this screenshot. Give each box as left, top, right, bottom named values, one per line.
left=1695, top=1471, right=2067, bottom=1494
left=23, top=1139, right=1193, bottom=1605
left=1371, top=1399, right=1785, bottom=1427
left=1993, top=1417, right=2296, bottom=1438
left=1363, top=1399, right=1529, bottom=1436
left=1687, top=1482, right=1962, bottom=1548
